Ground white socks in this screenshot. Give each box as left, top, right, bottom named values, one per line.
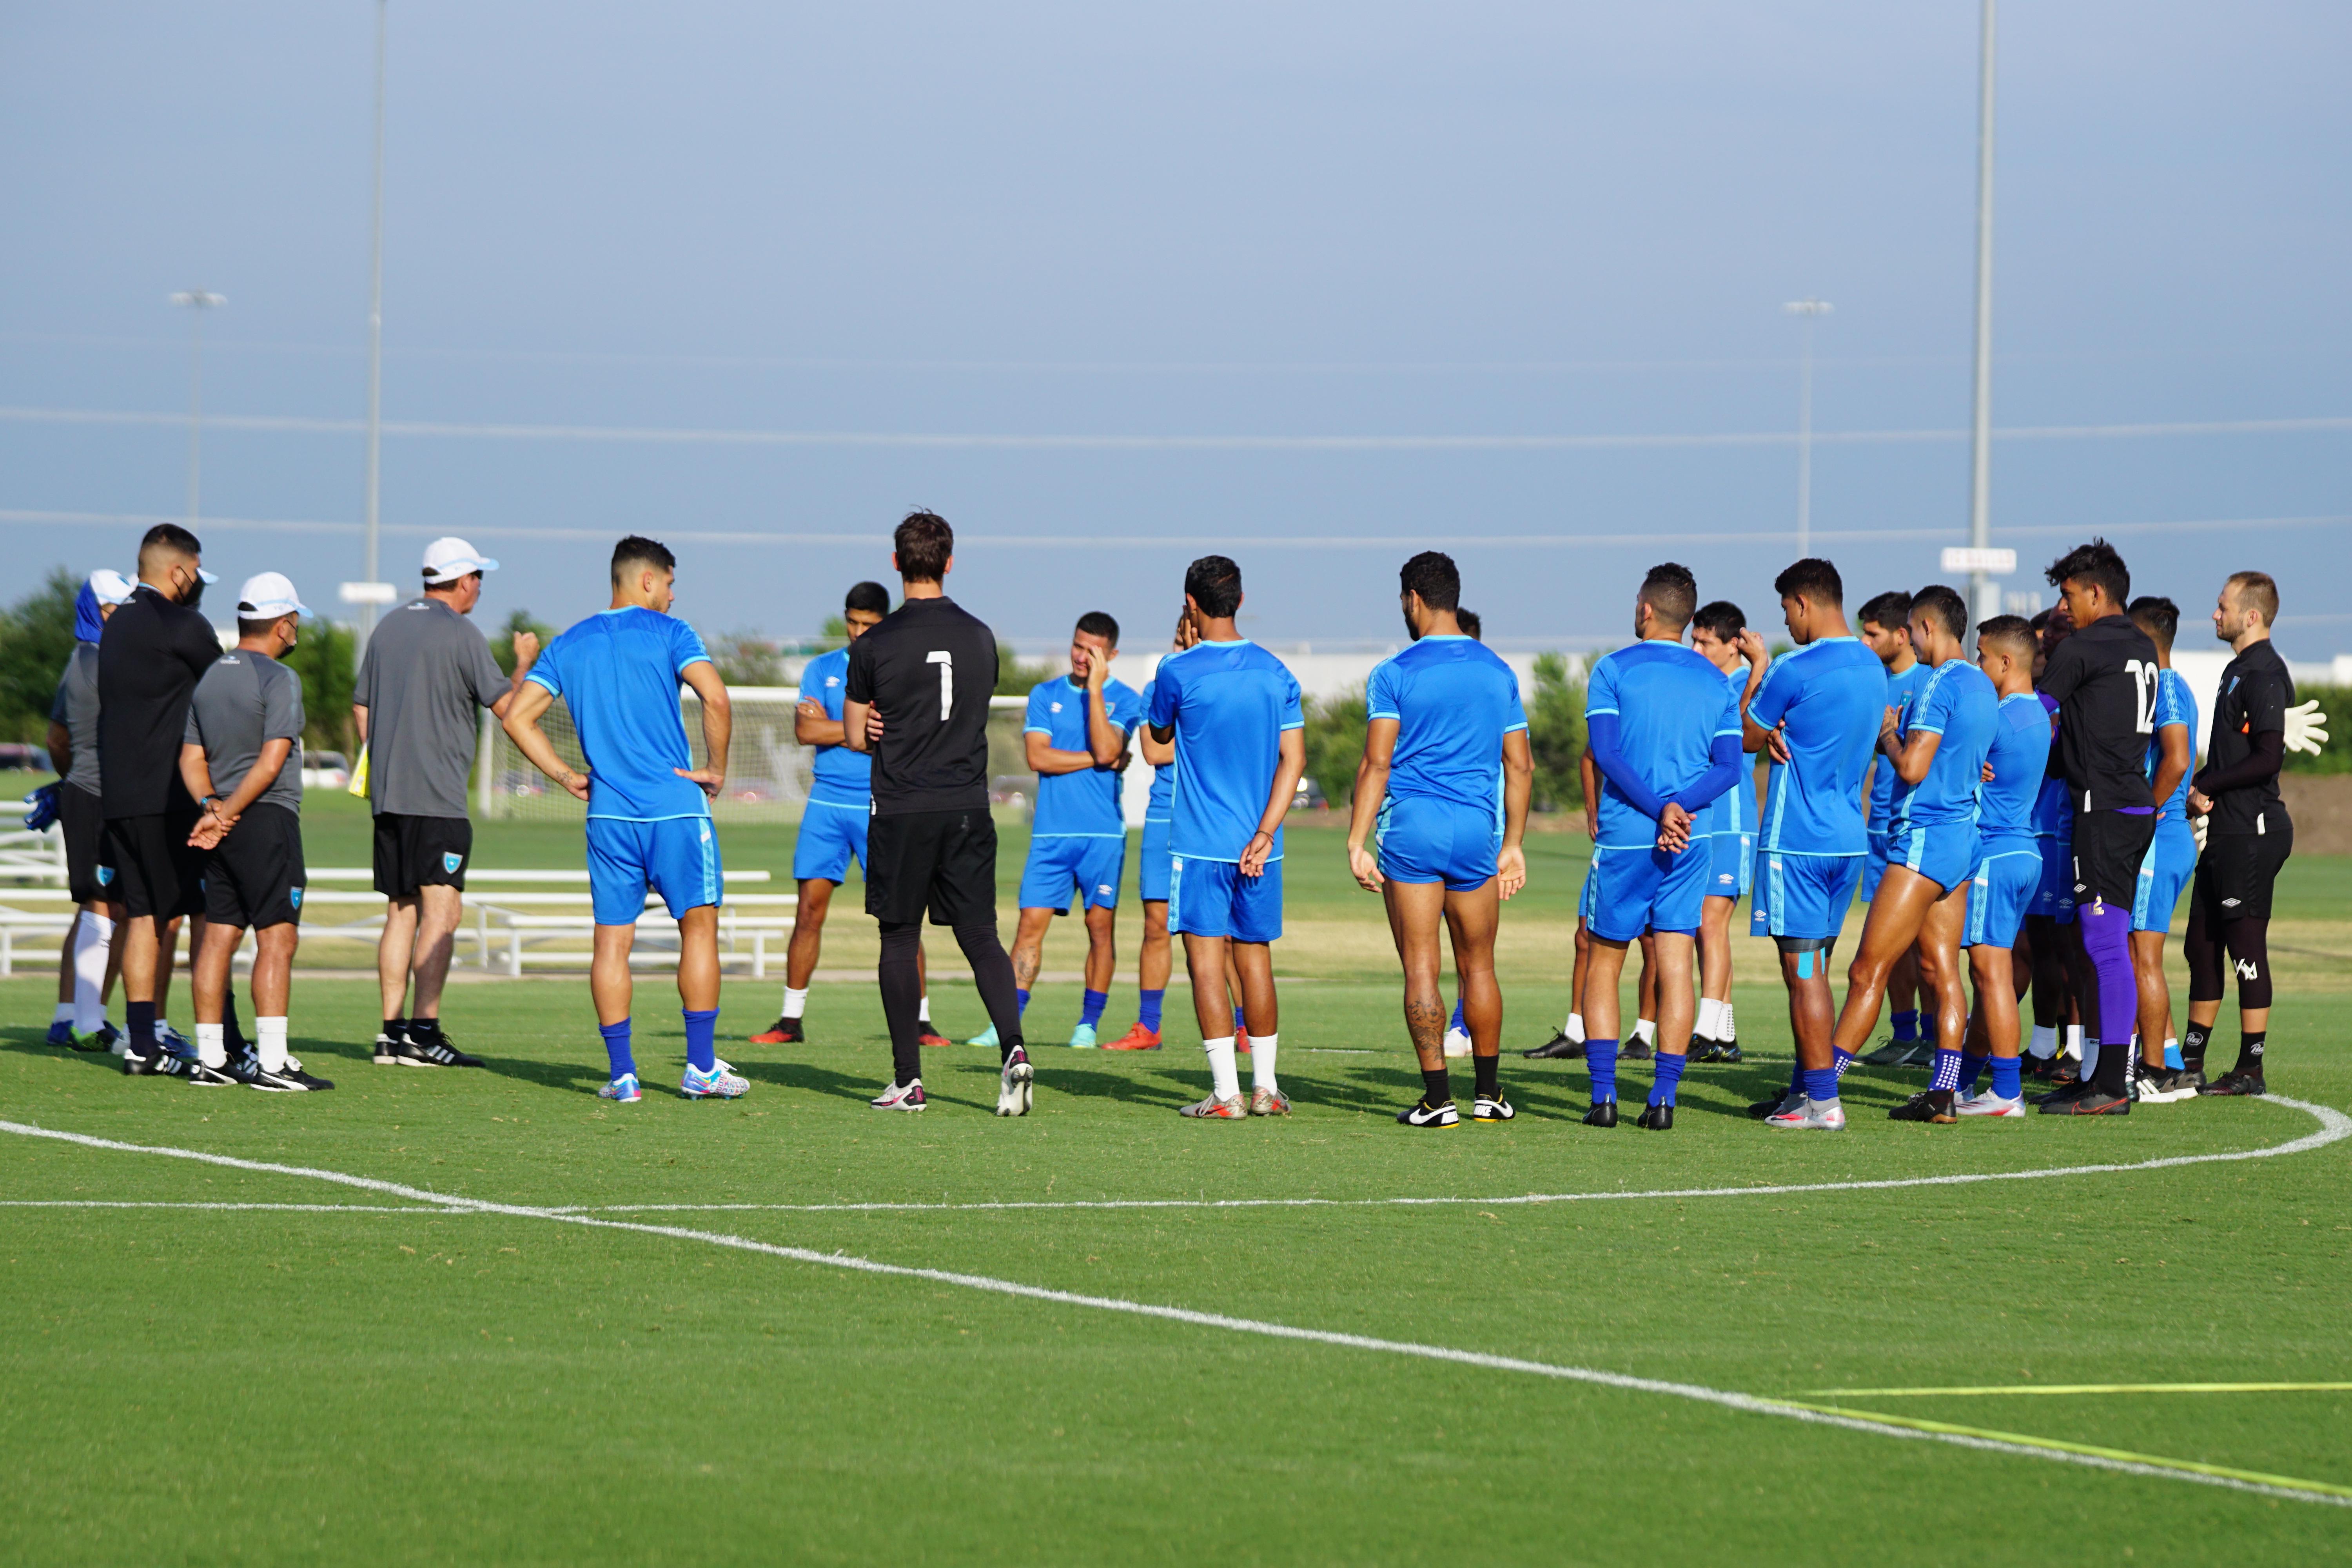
left=72, top=910, right=112, bottom=1032
left=1562, top=1010, right=1585, bottom=1043
left=1697, top=997, right=1724, bottom=1040
left=1251, top=1031, right=1278, bottom=1094
left=2080, top=1037, right=2101, bottom=1080
left=1719, top=1001, right=1736, bottom=1042
left=54, top=1002, right=74, bottom=1025
left=2064, top=1024, right=2084, bottom=1062
left=780, top=986, right=809, bottom=1021
left=258, top=1016, right=288, bottom=1074
left=920, top=995, right=933, bottom=1025
left=1632, top=1018, right=1657, bottom=1047
left=2029, top=1024, right=2057, bottom=1059
left=1203, top=1036, right=1241, bottom=1102
left=195, top=1022, right=227, bottom=1069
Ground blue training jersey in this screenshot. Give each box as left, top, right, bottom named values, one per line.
left=797, top=646, right=869, bottom=806
left=1025, top=674, right=1143, bottom=837
left=2028, top=691, right=2072, bottom=838
left=1888, top=658, right=1998, bottom=829
left=1706, top=665, right=1760, bottom=841
left=1365, top=635, right=1527, bottom=816
left=1584, top=640, right=1742, bottom=851
left=1978, top=690, right=2052, bottom=848
left=1140, top=668, right=1174, bottom=819
left=1749, top=637, right=1887, bottom=856
left=1146, top=640, right=1304, bottom=862
left=1867, top=661, right=1931, bottom=828
left=527, top=606, right=715, bottom=821
left=2148, top=667, right=2197, bottom=822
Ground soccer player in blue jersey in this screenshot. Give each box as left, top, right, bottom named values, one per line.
left=1813, top=585, right=1998, bottom=1124
left=753, top=583, right=950, bottom=1050
left=503, top=536, right=743, bottom=1103
left=1688, top=600, right=1766, bottom=1063
left=1347, top=554, right=1533, bottom=1127
left=2125, top=595, right=2201, bottom=1101
left=1856, top=591, right=1936, bottom=1066
left=1107, top=608, right=1202, bottom=1051
left=1949, top=615, right=2049, bottom=1117
left=1146, top=556, right=1307, bottom=1118
left=973, top=612, right=1145, bottom=1051
left=1577, top=563, right=1744, bottom=1131
left=1741, top=558, right=1889, bottom=1131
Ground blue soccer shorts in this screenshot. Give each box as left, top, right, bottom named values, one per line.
left=1168, top=854, right=1283, bottom=943
left=2131, top=819, right=2198, bottom=933
left=1584, top=841, right=1708, bottom=943
left=1749, top=850, right=1864, bottom=944
left=792, top=797, right=868, bottom=883
left=1020, top=835, right=1125, bottom=913
left=1376, top=795, right=1499, bottom=893
left=1859, top=829, right=1893, bottom=901
left=587, top=815, right=723, bottom=925
left=2031, top=834, right=2077, bottom=924
left=1706, top=829, right=1754, bottom=901
left=1139, top=817, right=1172, bottom=903
left=1885, top=818, right=1976, bottom=895
left=1965, top=843, right=2041, bottom=950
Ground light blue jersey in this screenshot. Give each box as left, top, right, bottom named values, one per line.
left=527, top=606, right=714, bottom=821
left=1146, top=640, right=1303, bottom=862
left=797, top=646, right=868, bottom=807
left=1365, top=636, right=1527, bottom=813
left=2148, top=667, right=2196, bottom=820
left=1978, top=691, right=2052, bottom=848
left=1749, top=637, right=1887, bottom=856
left=1024, top=675, right=1143, bottom=837
left=1888, top=658, right=1998, bottom=828
left=1867, top=661, right=1931, bottom=829
left=1584, top=641, right=1742, bottom=850
left=1706, top=664, right=1759, bottom=842
left=2029, top=692, right=2071, bottom=837
left=1140, top=668, right=1174, bottom=820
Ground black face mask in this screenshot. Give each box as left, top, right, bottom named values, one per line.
left=179, top=576, right=205, bottom=611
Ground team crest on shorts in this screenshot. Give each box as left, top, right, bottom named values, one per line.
left=290, top=886, right=304, bottom=909
left=1096, top=883, right=1113, bottom=898
left=96, top=865, right=113, bottom=885
left=442, top=851, right=465, bottom=875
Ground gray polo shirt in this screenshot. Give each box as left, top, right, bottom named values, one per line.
left=49, top=642, right=102, bottom=797
left=355, top=596, right=508, bottom=820
left=184, top=649, right=307, bottom=817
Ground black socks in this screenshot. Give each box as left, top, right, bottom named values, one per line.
left=2234, top=1031, right=2266, bottom=1077
left=1472, top=1053, right=1499, bottom=1100
left=2182, top=1022, right=2210, bottom=1073
left=1421, top=1066, right=1451, bottom=1107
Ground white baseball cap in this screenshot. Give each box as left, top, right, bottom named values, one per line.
left=237, top=572, right=312, bottom=619
left=87, top=568, right=136, bottom=606
left=422, top=537, right=500, bottom=584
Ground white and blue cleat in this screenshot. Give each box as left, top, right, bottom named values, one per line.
left=598, top=1073, right=642, bottom=1103
left=1067, top=1022, right=1098, bottom=1050
left=681, top=1059, right=750, bottom=1099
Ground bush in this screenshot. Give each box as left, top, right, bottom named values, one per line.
left=279, top=620, right=359, bottom=754
left=996, top=644, right=1061, bottom=698
left=1299, top=686, right=1368, bottom=808
left=491, top=609, right=558, bottom=678
left=2282, top=684, right=2352, bottom=775
left=0, top=568, right=80, bottom=744
left=1526, top=651, right=1588, bottom=813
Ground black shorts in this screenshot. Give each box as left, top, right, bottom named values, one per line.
left=100, top=811, right=207, bottom=922
left=2069, top=808, right=2156, bottom=912
left=2192, top=822, right=2293, bottom=923
left=61, top=783, right=107, bottom=905
left=373, top=813, right=472, bottom=897
left=865, top=808, right=998, bottom=926
left=204, top=802, right=307, bottom=930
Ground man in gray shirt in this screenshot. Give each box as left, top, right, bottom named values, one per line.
left=44, top=568, right=135, bottom=1049
left=352, top=536, right=538, bottom=1067
left=180, top=572, right=329, bottom=1090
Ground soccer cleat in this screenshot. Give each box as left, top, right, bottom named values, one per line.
left=372, top=1026, right=406, bottom=1065
left=1396, top=1098, right=1459, bottom=1128
left=598, top=1073, right=642, bottom=1103
left=918, top=1028, right=956, bottom=1050
left=1634, top=1102, right=1674, bottom=1131
left=967, top=1024, right=999, bottom=1049
left=2031, top=1078, right=2093, bottom=1107
left=155, top=1023, right=196, bottom=1062
left=2198, top=1070, right=2267, bottom=1098
left=2134, top=1067, right=2198, bottom=1104
left=1748, top=1089, right=1803, bottom=1120
left=1235, top=1025, right=1250, bottom=1056
left=996, top=1045, right=1033, bottom=1117
left=2022, top=1054, right=2060, bottom=1081
left=1474, top=1095, right=1515, bottom=1123
left=1861, top=1035, right=1913, bottom=1067
left=1441, top=1025, right=1471, bottom=1060
left=1889, top=1090, right=1958, bottom=1124
left=1956, top=1088, right=2025, bottom=1118
left=1763, top=1096, right=1846, bottom=1130
left=2040, top=1086, right=2130, bottom=1115
left=400, top=1024, right=485, bottom=1067
left=749, top=1016, right=804, bottom=1045
left=871, top=1078, right=926, bottom=1111
left=1582, top=1101, right=1619, bottom=1128
left=1181, top=1093, right=1248, bottom=1120
left=1894, top=1040, right=1937, bottom=1069
left=1620, top=1040, right=1653, bottom=1062
left=1523, top=1031, right=1586, bottom=1060
left=1068, top=1023, right=1099, bottom=1050
left=1249, top=1086, right=1291, bottom=1117
left=681, top=1059, right=750, bottom=1099
left=186, top=1060, right=243, bottom=1087
left=69, top=1022, right=122, bottom=1054
left=257, top=1059, right=336, bottom=1092
left=1102, top=1023, right=1162, bottom=1051
left=46, top=1019, right=73, bottom=1047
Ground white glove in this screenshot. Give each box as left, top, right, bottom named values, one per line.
left=2192, top=811, right=2209, bottom=853
left=2283, top=698, right=2329, bottom=757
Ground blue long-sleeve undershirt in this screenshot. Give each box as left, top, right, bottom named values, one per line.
left=1587, top=714, right=1742, bottom=823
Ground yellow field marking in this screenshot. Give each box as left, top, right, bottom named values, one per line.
left=1808, top=1383, right=2352, bottom=1397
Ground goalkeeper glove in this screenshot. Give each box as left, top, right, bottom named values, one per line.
left=2283, top=698, right=2329, bottom=757
left=20, top=782, right=59, bottom=833
left=2191, top=811, right=2209, bottom=854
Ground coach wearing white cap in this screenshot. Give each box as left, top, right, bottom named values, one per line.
left=352, top=537, right=539, bottom=1067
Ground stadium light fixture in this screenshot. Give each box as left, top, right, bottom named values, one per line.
left=169, top=289, right=227, bottom=525
left=360, top=0, right=389, bottom=658
left=1782, top=298, right=1833, bottom=559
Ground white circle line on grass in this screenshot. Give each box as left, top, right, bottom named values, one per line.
left=4, top=1107, right=2350, bottom=1511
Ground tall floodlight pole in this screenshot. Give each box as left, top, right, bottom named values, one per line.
left=361, top=0, right=389, bottom=652
left=1784, top=298, right=1833, bottom=559
left=1967, top=0, right=1999, bottom=623
left=170, top=290, right=227, bottom=524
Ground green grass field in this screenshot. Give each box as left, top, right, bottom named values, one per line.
left=5, top=804, right=2351, bottom=1564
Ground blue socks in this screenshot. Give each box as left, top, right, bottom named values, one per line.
left=2164, top=1038, right=2184, bottom=1070
left=1833, top=1046, right=1857, bottom=1078
left=1138, top=988, right=1165, bottom=1032
left=600, top=1019, right=635, bottom=1080
left=1648, top=1050, right=1685, bottom=1108
left=1892, top=1009, right=1919, bottom=1042
left=1586, top=1038, right=1619, bottom=1105
left=1804, top=1066, right=1839, bottom=1104
left=1957, top=1053, right=1986, bottom=1093
left=1016, top=988, right=1031, bottom=1016
left=1991, top=1055, right=2023, bottom=1100
left=1449, top=998, right=1466, bottom=1034
left=1233, top=1005, right=1245, bottom=1036
left=1930, top=1047, right=1964, bottom=1092
left=1079, top=989, right=1108, bottom=1029
left=683, top=1008, right=717, bottom=1073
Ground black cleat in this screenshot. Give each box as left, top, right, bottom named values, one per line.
left=2040, top=1086, right=2131, bottom=1115
left=1397, top=1098, right=1459, bottom=1128
left=2022, top=1054, right=2060, bottom=1081
left=1619, top=1040, right=1653, bottom=1062
left=2197, top=1070, right=2266, bottom=1097
left=255, top=1059, right=336, bottom=1091
left=1582, top=1101, right=1619, bottom=1128
left=122, top=1043, right=191, bottom=1078
left=390, top=1025, right=484, bottom=1068
left=1634, top=1102, right=1674, bottom=1131
left=372, top=1025, right=407, bottom=1065
left=1860, top=1035, right=1912, bottom=1067
left=1523, top=1032, right=1585, bottom=1060
left=1889, top=1089, right=1958, bottom=1124
left=2031, top=1078, right=2093, bottom=1107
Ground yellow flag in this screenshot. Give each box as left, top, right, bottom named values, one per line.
left=347, top=745, right=370, bottom=798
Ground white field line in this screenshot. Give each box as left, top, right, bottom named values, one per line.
left=4, top=1112, right=2350, bottom=1511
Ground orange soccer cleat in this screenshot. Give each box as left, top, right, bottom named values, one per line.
left=1102, top=1022, right=1162, bottom=1051
left=919, top=1029, right=956, bottom=1049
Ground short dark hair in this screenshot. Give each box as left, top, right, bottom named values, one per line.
left=844, top=581, right=890, bottom=616
left=1858, top=590, right=1913, bottom=632
left=1976, top=614, right=2035, bottom=664
left=137, top=523, right=203, bottom=575
left=1909, top=584, right=1968, bottom=641
left=894, top=511, right=953, bottom=583
left=2128, top=594, right=2180, bottom=652
left=1690, top=600, right=1745, bottom=643
left=611, top=534, right=677, bottom=587
left=1185, top=555, right=1242, bottom=619
left=1456, top=609, right=1482, bottom=642
left=1074, top=611, right=1119, bottom=646
left=2044, top=537, right=2130, bottom=605
left=1638, top=562, right=1697, bottom=630
left=1399, top=551, right=1461, bottom=612
left=2225, top=570, right=2279, bottom=626
left=1774, top=557, right=1843, bottom=608
left=236, top=615, right=290, bottom=641
left=2026, top=607, right=2052, bottom=634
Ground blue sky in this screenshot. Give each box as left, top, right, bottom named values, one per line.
left=3, top=2, right=2345, bottom=657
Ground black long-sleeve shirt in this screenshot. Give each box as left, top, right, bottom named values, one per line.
left=96, top=585, right=220, bottom=818
left=2194, top=639, right=2293, bottom=835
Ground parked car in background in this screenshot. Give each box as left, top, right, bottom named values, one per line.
left=299, top=751, right=351, bottom=790
left=1291, top=776, right=1329, bottom=811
